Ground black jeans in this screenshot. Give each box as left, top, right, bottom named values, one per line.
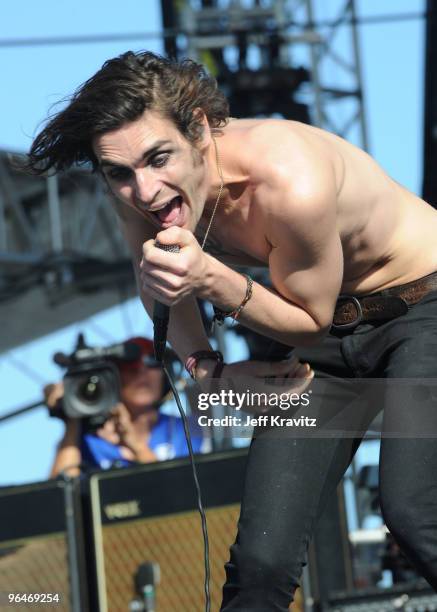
left=221, top=289, right=437, bottom=611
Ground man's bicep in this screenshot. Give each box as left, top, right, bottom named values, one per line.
left=268, top=192, right=343, bottom=330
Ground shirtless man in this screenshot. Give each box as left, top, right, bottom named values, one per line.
left=27, top=51, right=437, bottom=609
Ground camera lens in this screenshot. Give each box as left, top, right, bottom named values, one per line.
left=63, top=362, right=120, bottom=420
left=78, top=375, right=102, bottom=403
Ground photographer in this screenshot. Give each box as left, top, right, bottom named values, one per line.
left=46, top=337, right=206, bottom=478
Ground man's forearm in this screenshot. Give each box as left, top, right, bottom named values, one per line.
left=201, top=256, right=329, bottom=347
left=140, top=290, right=212, bottom=363
left=168, top=296, right=213, bottom=362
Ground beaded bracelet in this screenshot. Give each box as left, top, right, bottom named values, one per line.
left=212, top=274, right=253, bottom=327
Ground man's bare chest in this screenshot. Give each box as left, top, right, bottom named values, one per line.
left=201, top=231, right=269, bottom=267
left=196, top=194, right=271, bottom=266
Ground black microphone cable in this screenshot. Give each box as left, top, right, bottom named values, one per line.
left=162, top=359, right=211, bottom=612
left=153, top=240, right=210, bottom=610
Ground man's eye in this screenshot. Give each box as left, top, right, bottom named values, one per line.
left=151, top=153, right=170, bottom=168
left=107, top=167, right=131, bottom=181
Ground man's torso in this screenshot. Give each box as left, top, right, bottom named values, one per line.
left=198, top=118, right=437, bottom=296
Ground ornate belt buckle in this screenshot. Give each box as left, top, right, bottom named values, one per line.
left=331, top=295, right=363, bottom=331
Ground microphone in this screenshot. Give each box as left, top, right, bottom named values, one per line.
left=131, top=561, right=160, bottom=612
left=153, top=241, right=180, bottom=362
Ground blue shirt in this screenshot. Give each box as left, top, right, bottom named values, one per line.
left=81, top=412, right=206, bottom=470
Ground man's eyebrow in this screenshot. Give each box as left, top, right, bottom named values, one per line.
left=99, top=139, right=172, bottom=168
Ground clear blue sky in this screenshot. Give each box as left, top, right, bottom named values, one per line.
left=0, top=0, right=425, bottom=486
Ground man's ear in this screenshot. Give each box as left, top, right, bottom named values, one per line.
left=193, top=108, right=212, bottom=151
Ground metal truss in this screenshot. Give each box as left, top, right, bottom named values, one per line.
left=0, top=152, right=135, bottom=352
left=172, top=0, right=368, bottom=149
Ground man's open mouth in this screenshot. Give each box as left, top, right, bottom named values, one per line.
left=153, top=196, right=183, bottom=225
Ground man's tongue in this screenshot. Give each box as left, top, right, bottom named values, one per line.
left=158, top=197, right=181, bottom=224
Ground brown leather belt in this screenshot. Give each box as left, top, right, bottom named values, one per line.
left=332, top=270, right=437, bottom=330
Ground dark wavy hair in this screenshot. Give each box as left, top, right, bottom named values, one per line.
left=25, top=50, right=229, bottom=174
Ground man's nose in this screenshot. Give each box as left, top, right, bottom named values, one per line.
left=134, top=170, right=160, bottom=205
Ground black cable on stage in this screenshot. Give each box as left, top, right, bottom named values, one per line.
left=162, top=362, right=211, bottom=612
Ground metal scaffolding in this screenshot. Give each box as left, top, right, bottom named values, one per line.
left=168, top=0, right=368, bottom=148
left=0, top=153, right=135, bottom=352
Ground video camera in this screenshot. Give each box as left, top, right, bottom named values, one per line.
left=50, top=334, right=149, bottom=431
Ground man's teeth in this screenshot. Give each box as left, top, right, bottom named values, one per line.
left=154, top=197, right=178, bottom=212
left=155, top=202, right=170, bottom=212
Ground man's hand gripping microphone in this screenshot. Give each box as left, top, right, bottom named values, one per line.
left=153, top=241, right=180, bottom=363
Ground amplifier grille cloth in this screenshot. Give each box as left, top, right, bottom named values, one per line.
left=101, top=504, right=239, bottom=611
left=100, top=504, right=303, bottom=611
left=0, top=536, right=70, bottom=612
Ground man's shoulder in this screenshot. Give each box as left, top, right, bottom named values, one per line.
left=232, top=117, right=308, bottom=152
left=238, top=118, right=327, bottom=149
left=236, top=119, right=330, bottom=170
left=239, top=120, right=336, bottom=204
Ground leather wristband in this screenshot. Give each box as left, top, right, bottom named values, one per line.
left=185, top=350, right=224, bottom=380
